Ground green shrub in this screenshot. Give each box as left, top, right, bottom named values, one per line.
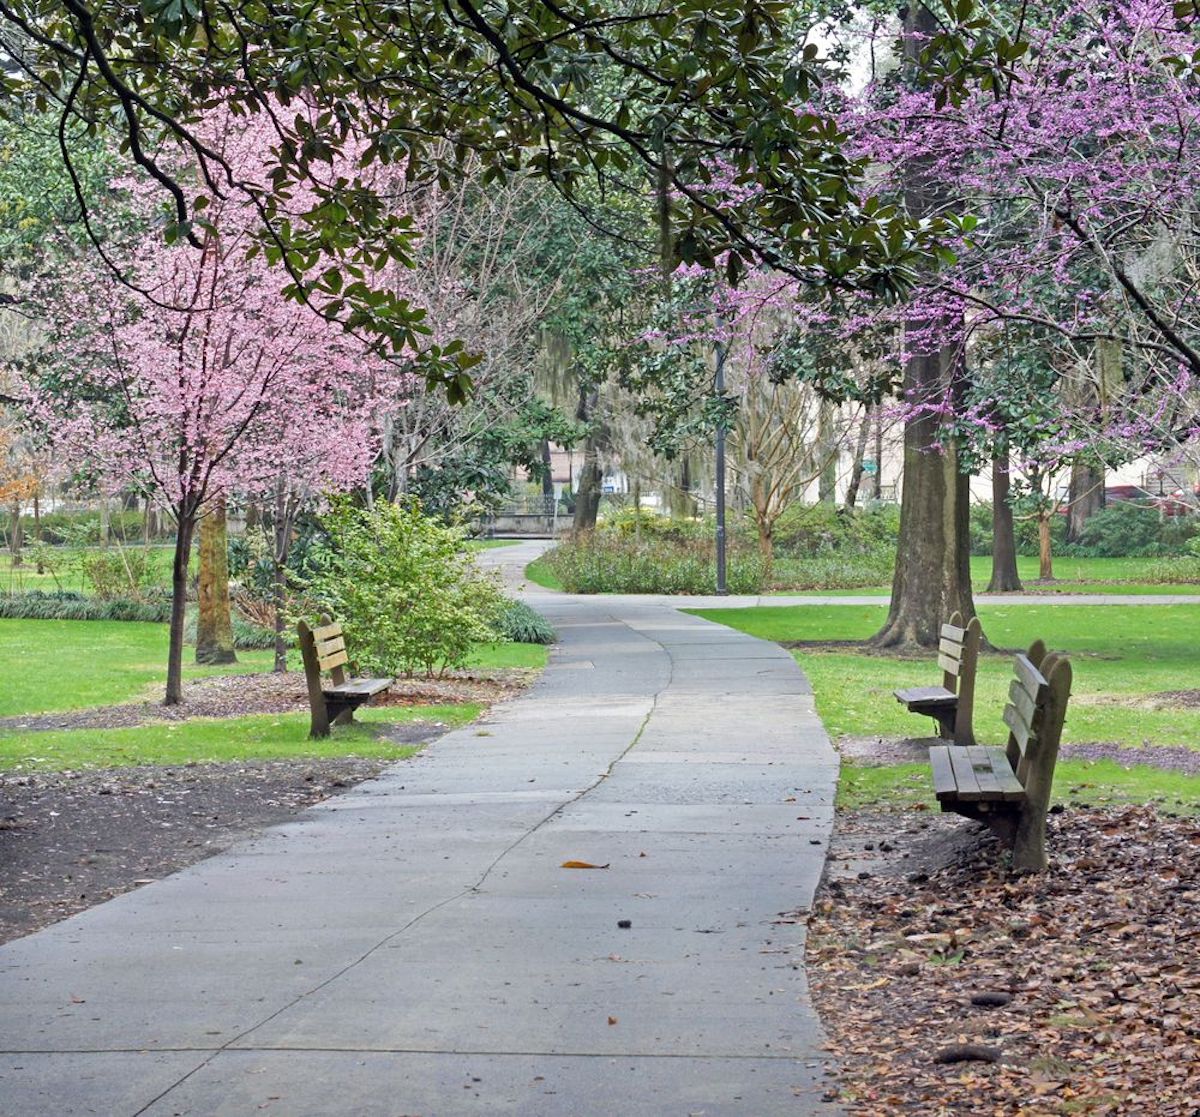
left=1140, top=556, right=1200, bottom=584
left=302, top=500, right=506, bottom=677
left=493, top=599, right=556, bottom=644
left=970, top=502, right=994, bottom=556
left=80, top=549, right=157, bottom=599
left=0, top=590, right=170, bottom=622
left=1064, top=502, right=1167, bottom=558
left=544, top=533, right=766, bottom=594
left=770, top=547, right=895, bottom=590
left=0, top=508, right=172, bottom=546
left=771, top=503, right=900, bottom=558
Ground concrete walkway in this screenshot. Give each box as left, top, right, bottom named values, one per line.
left=0, top=591, right=839, bottom=1114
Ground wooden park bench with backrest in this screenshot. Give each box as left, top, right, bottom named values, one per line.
left=297, top=615, right=393, bottom=738
left=894, top=612, right=983, bottom=746
left=929, top=643, right=1071, bottom=871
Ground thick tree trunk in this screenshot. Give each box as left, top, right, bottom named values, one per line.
left=8, top=499, right=22, bottom=567
left=987, top=443, right=1022, bottom=592
left=1066, top=458, right=1105, bottom=543
left=165, top=515, right=196, bottom=706
left=871, top=3, right=977, bottom=649
left=573, top=446, right=603, bottom=531
left=195, top=497, right=237, bottom=665
left=844, top=410, right=872, bottom=510
left=818, top=401, right=837, bottom=503
left=1038, top=512, right=1054, bottom=580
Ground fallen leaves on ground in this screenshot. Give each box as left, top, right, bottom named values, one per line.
left=806, top=805, right=1200, bottom=1115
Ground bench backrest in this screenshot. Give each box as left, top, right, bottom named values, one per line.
left=940, top=611, right=982, bottom=745
left=1003, top=651, right=1072, bottom=788
left=297, top=616, right=349, bottom=687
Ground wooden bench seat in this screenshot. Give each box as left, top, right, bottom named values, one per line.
left=930, top=646, right=1072, bottom=872
left=895, top=612, right=982, bottom=745
left=297, top=616, right=393, bottom=738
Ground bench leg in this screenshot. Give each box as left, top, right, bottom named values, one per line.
left=932, top=710, right=956, bottom=739
left=309, top=699, right=331, bottom=739
left=326, top=694, right=368, bottom=727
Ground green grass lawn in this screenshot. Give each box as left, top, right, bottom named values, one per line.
left=692, top=601, right=1200, bottom=812
left=688, top=602, right=1200, bottom=748
left=770, top=555, right=1200, bottom=596
left=466, top=538, right=522, bottom=550
left=1, top=545, right=180, bottom=595
left=0, top=704, right=481, bottom=772
left=0, top=618, right=276, bottom=717
left=523, top=558, right=564, bottom=591
left=0, top=620, right=548, bottom=718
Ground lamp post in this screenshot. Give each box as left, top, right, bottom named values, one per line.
left=714, top=327, right=728, bottom=596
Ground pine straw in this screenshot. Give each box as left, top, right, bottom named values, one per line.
left=806, top=806, right=1200, bottom=1115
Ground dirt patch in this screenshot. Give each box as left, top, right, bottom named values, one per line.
left=0, top=667, right=540, bottom=945
left=0, top=667, right=537, bottom=733
left=804, top=804, right=1200, bottom=1115
left=843, top=732, right=1200, bottom=776
left=1074, top=688, right=1200, bottom=711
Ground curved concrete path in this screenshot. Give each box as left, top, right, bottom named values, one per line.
left=0, top=584, right=839, bottom=1114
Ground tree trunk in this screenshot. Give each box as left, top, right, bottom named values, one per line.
left=844, top=410, right=872, bottom=510
left=1038, top=512, right=1054, bottom=580
left=7, top=500, right=22, bottom=567
left=872, top=409, right=884, bottom=499
left=573, top=446, right=603, bottom=531
left=1066, top=458, right=1105, bottom=543
left=818, top=401, right=837, bottom=503
left=272, top=485, right=293, bottom=674
left=165, top=514, right=197, bottom=706
left=33, top=493, right=43, bottom=573
left=987, top=442, right=1022, bottom=592
left=99, top=498, right=109, bottom=549
left=540, top=439, right=555, bottom=500
left=195, top=497, right=237, bottom=665
left=871, top=3, right=977, bottom=650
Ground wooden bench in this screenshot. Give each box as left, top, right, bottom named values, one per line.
left=894, top=611, right=983, bottom=746
left=297, top=615, right=393, bottom=738
left=929, top=644, right=1071, bottom=871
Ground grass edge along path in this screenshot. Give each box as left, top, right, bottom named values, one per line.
left=689, top=601, right=1200, bottom=812
left=0, top=704, right=483, bottom=773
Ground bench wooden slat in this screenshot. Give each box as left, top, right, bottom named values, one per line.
left=1008, top=678, right=1037, bottom=725
left=895, top=685, right=955, bottom=707
left=315, top=634, right=346, bottom=657
left=968, top=746, right=1026, bottom=801
left=930, top=746, right=958, bottom=800
left=1013, top=654, right=1048, bottom=702
left=937, top=652, right=962, bottom=676
left=318, top=648, right=349, bottom=671
left=313, top=622, right=343, bottom=641
left=947, top=745, right=983, bottom=800
left=938, top=637, right=963, bottom=661
left=940, top=622, right=966, bottom=642
left=324, top=677, right=391, bottom=697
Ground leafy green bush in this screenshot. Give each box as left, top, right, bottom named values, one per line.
left=302, top=500, right=506, bottom=676
left=493, top=599, right=556, bottom=644
left=770, top=547, right=895, bottom=590
left=1064, top=502, right=1169, bottom=558
left=969, top=502, right=995, bottom=556
left=80, top=549, right=157, bottom=599
left=0, top=508, right=172, bottom=546
left=771, top=503, right=900, bottom=557
left=1140, top=556, right=1200, bottom=584
left=544, top=532, right=766, bottom=594
left=0, top=590, right=170, bottom=622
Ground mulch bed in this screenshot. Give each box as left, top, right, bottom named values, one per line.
left=804, top=804, right=1200, bottom=1115
left=0, top=667, right=536, bottom=945
left=0, top=667, right=536, bottom=733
